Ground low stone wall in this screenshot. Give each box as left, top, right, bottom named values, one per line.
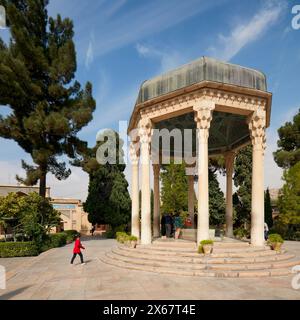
left=180, top=228, right=216, bottom=241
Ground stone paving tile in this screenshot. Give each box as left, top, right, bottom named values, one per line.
left=1, top=239, right=300, bottom=300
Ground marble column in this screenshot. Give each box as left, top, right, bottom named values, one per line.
left=194, top=101, right=215, bottom=244
left=139, top=118, right=152, bottom=245
left=129, top=141, right=140, bottom=238
left=153, top=164, right=160, bottom=237
left=249, top=109, right=266, bottom=246
left=225, top=151, right=235, bottom=238
left=188, top=175, right=195, bottom=227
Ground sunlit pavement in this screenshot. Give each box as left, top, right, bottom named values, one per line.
left=0, top=238, right=300, bottom=300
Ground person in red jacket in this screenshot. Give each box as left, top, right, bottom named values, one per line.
left=70, top=234, right=85, bottom=265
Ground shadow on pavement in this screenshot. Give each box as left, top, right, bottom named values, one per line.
left=0, top=285, right=31, bottom=300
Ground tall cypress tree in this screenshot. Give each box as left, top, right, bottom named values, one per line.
left=76, top=130, right=131, bottom=230
left=0, top=0, right=95, bottom=197
left=264, top=188, right=273, bottom=228
left=209, top=169, right=225, bottom=226
left=160, top=162, right=188, bottom=215
left=233, top=145, right=252, bottom=225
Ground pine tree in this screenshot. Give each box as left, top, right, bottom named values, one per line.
left=0, top=0, right=95, bottom=197
left=273, top=109, right=300, bottom=169
left=264, top=188, right=273, bottom=228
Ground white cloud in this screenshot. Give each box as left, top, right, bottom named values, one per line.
left=47, top=166, right=89, bottom=201
left=85, top=34, right=95, bottom=69
left=209, top=0, right=286, bottom=61
left=136, top=43, right=187, bottom=74
left=104, top=0, right=127, bottom=18
left=0, top=159, right=89, bottom=201
left=74, top=0, right=227, bottom=61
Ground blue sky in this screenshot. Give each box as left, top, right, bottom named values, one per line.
left=0, top=0, right=300, bottom=200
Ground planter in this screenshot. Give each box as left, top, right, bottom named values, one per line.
left=271, top=242, right=282, bottom=251
left=130, top=241, right=137, bottom=249
left=202, top=244, right=213, bottom=255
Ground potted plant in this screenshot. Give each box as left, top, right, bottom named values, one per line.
left=199, top=240, right=214, bottom=255
left=267, top=233, right=284, bottom=251
left=128, top=235, right=138, bottom=248
left=116, top=232, right=128, bottom=243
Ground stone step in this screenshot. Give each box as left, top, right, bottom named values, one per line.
left=119, top=245, right=278, bottom=258
left=107, top=251, right=300, bottom=271
left=113, top=247, right=295, bottom=264
left=152, top=240, right=252, bottom=249
left=100, top=255, right=297, bottom=278
left=118, top=245, right=285, bottom=258
left=137, top=244, right=272, bottom=254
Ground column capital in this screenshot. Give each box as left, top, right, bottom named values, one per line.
left=193, top=101, right=215, bottom=140
left=129, top=141, right=140, bottom=166
left=138, top=117, right=152, bottom=144
left=248, top=108, right=266, bottom=151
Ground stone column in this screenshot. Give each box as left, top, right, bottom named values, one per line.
left=139, top=118, right=152, bottom=245
left=194, top=101, right=215, bottom=244
left=129, top=141, right=140, bottom=239
left=248, top=109, right=266, bottom=246
left=225, top=151, right=235, bottom=238
left=153, top=164, right=160, bottom=238
left=188, top=175, right=195, bottom=227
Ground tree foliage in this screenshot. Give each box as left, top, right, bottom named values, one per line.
left=80, top=131, right=131, bottom=229
left=0, top=192, right=60, bottom=244
left=208, top=169, right=225, bottom=226
left=160, top=162, right=188, bottom=214
left=273, top=109, right=300, bottom=169
left=233, top=145, right=252, bottom=226
left=264, top=188, right=273, bottom=228
left=0, top=0, right=96, bottom=197
left=277, top=162, right=300, bottom=226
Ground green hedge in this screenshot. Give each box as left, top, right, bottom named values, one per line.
left=63, top=230, right=78, bottom=243
left=0, top=242, right=39, bottom=258
left=40, top=232, right=68, bottom=252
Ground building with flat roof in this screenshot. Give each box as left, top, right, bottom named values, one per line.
left=0, top=184, right=50, bottom=197
left=51, top=198, right=92, bottom=235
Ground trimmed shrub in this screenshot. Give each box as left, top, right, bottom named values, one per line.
left=198, top=240, right=213, bottom=254
left=0, top=242, right=39, bottom=258
left=106, top=225, right=128, bottom=239
left=200, top=240, right=213, bottom=245
left=116, top=232, right=129, bottom=243
left=63, top=230, right=78, bottom=243
left=40, top=233, right=67, bottom=252
left=267, top=233, right=284, bottom=244
left=105, top=230, right=115, bottom=239
left=128, top=235, right=138, bottom=242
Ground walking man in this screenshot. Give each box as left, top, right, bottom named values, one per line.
left=70, top=234, right=86, bottom=265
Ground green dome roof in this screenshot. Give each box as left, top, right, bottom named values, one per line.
left=137, top=56, right=267, bottom=104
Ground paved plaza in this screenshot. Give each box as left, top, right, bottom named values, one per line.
left=0, top=239, right=300, bottom=300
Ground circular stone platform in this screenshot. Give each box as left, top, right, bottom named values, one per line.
left=100, top=239, right=300, bottom=278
